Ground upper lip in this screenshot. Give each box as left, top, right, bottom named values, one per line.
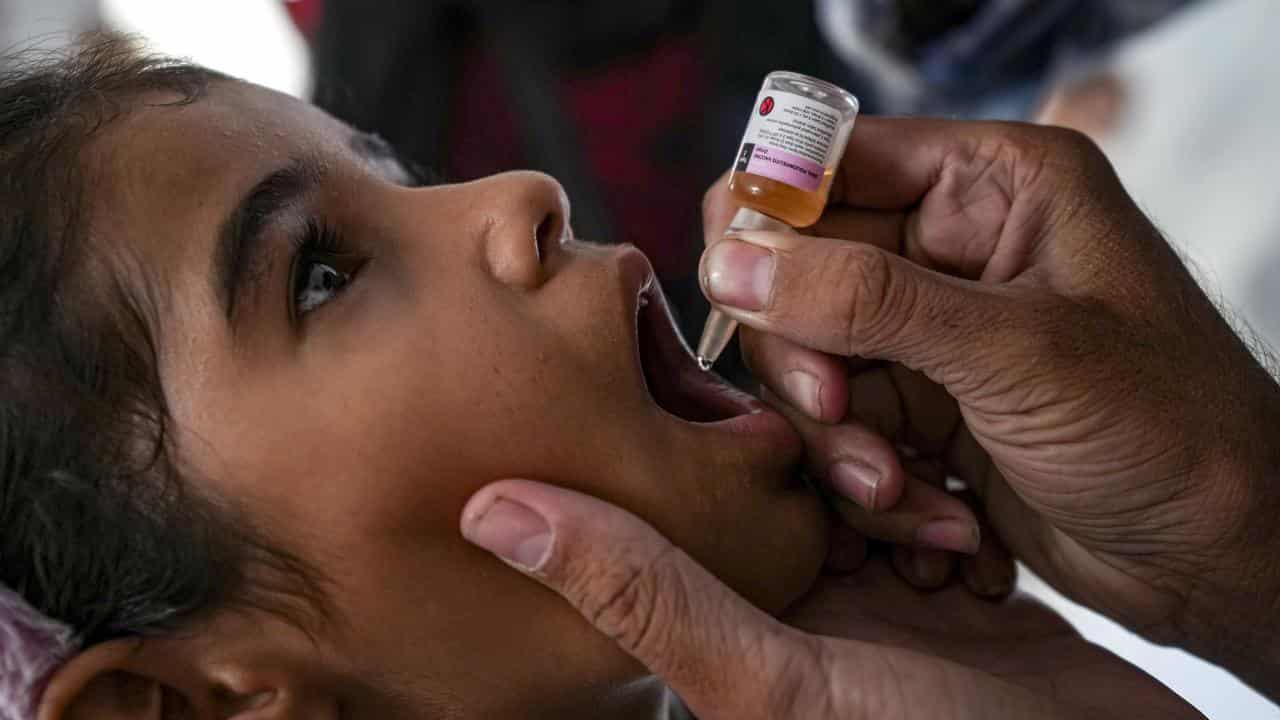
left=616, top=247, right=767, bottom=425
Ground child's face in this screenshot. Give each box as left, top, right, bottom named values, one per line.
left=88, top=80, right=827, bottom=716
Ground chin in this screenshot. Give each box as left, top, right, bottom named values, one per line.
left=757, top=500, right=830, bottom=616
left=699, top=466, right=831, bottom=618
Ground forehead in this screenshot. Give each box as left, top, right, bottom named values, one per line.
left=85, top=80, right=346, bottom=279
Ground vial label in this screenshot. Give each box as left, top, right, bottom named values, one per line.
left=734, top=90, right=844, bottom=193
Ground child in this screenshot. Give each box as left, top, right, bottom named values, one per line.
left=0, top=34, right=826, bottom=719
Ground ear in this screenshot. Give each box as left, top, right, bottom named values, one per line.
left=36, top=639, right=166, bottom=720
left=36, top=631, right=340, bottom=720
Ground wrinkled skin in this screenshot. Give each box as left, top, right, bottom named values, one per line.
left=461, top=478, right=1205, bottom=719
left=700, top=116, right=1280, bottom=696
left=785, top=556, right=1200, bottom=720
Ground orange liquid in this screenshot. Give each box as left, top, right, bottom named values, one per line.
left=727, top=168, right=835, bottom=228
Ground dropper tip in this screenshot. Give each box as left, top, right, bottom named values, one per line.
left=696, top=356, right=713, bottom=372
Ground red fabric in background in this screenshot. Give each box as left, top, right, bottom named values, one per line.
left=284, top=0, right=323, bottom=39
left=447, top=37, right=708, bottom=278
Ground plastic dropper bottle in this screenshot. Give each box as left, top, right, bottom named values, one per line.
left=695, top=71, right=859, bottom=370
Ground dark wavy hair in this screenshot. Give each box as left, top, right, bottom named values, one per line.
left=0, top=34, right=326, bottom=648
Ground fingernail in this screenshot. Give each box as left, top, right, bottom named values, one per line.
left=781, top=370, right=823, bottom=419
left=829, top=460, right=881, bottom=511
left=461, top=497, right=553, bottom=571
left=916, top=518, right=980, bottom=555
left=702, top=238, right=774, bottom=311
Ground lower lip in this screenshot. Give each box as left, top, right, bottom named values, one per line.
left=683, top=391, right=803, bottom=457
left=617, top=243, right=804, bottom=459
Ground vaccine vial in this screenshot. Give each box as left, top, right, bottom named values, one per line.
left=696, top=71, right=859, bottom=370
left=728, top=71, right=860, bottom=227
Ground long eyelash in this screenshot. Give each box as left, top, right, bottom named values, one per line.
left=288, top=219, right=359, bottom=322
left=295, top=218, right=349, bottom=255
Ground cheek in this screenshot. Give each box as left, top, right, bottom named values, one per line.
left=290, top=292, right=622, bottom=539
left=204, top=344, right=651, bottom=709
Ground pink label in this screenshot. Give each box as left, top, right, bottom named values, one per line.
left=744, top=145, right=823, bottom=192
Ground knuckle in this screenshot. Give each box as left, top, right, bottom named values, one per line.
left=575, top=543, right=680, bottom=657
left=1034, top=125, right=1111, bottom=188
left=833, top=643, right=910, bottom=720
left=1043, top=124, right=1102, bottom=160
left=961, top=122, right=1102, bottom=198
left=762, top=634, right=834, bottom=717
left=827, top=244, right=895, bottom=354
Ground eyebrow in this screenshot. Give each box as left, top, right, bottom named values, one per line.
left=216, top=133, right=422, bottom=322
left=216, top=156, right=322, bottom=321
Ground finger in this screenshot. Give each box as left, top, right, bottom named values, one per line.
left=845, top=365, right=904, bottom=439
left=834, top=118, right=1112, bottom=284
left=896, top=457, right=959, bottom=590
left=461, top=479, right=816, bottom=719
left=735, top=207, right=911, bottom=425
left=761, top=385, right=903, bottom=511
left=827, top=476, right=980, bottom=555
left=892, top=544, right=954, bottom=590
left=828, top=116, right=1040, bottom=211
left=699, top=230, right=1024, bottom=385
left=741, top=326, right=850, bottom=423
left=807, top=206, right=906, bottom=255
left=715, top=118, right=1079, bottom=283
left=958, top=483, right=1018, bottom=600
left=946, top=424, right=1057, bottom=581
left=887, top=365, right=961, bottom=456
left=962, top=519, right=1018, bottom=600
left=771, top=372, right=982, bottom=553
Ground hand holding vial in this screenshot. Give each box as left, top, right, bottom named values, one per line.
left=699, top=115, right=1280, bottom=698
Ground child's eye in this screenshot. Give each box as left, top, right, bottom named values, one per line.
left=295, top=260, right=350, bottom=314
left=290, top=220, right=362, bottom=319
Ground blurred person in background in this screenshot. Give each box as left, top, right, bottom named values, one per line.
left=816, top=0, right=1195, bottom=136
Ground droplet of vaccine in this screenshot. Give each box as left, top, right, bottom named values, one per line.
left=696, top=356, right=713, bottom=372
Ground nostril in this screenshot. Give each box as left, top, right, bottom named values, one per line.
left=534, top=211, right=562, bottom=264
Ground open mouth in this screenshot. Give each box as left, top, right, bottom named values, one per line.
left=634, top=277, right=762, bottom=424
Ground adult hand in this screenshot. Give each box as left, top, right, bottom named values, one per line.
left=700, top=116, right=1280, bottom=695
left=460, top=479, right=1203, bottom=719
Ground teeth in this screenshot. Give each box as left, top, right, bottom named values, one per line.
left=638, top=294, right=650, bottom=308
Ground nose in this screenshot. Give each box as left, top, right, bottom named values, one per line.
left=478, top=171, right=569, bottom=291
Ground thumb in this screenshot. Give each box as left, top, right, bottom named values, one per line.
left=460, top=479, right=825, bottom=719
left=699, top=230, right=1022, bottom=382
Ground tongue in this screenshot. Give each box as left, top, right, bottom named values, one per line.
left=642, top=340, right=721, bottom=422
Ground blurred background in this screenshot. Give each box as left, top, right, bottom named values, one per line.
left=2, top=0, right=1278, bottom=716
